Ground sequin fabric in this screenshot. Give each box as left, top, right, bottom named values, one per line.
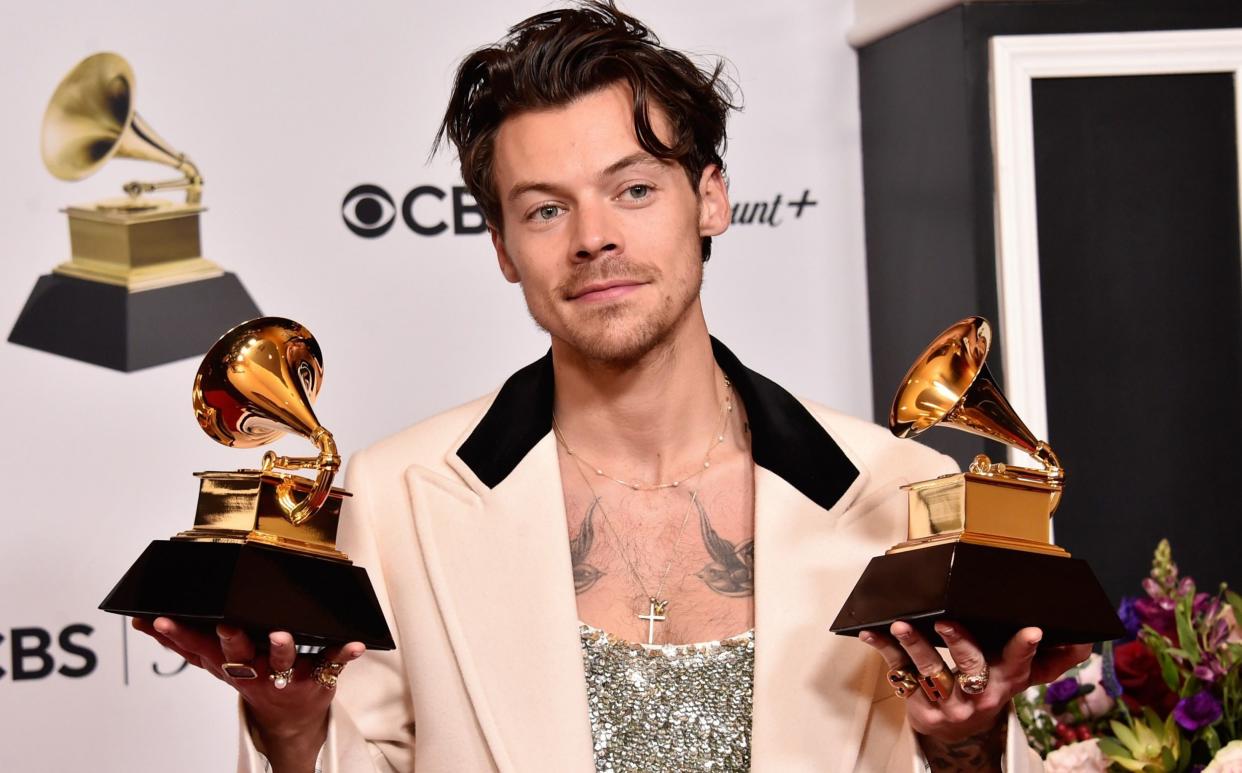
left=580, top=622, right=754, bottom=772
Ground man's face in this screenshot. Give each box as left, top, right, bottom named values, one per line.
left=489, top=81, right=729, bottom=365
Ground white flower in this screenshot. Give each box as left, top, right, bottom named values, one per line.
left=1074, top=654, right=1116, bottom=718
left=1205, top=740, right=1242, bottom=772
left=1045, top=739, right=1109, bottom=773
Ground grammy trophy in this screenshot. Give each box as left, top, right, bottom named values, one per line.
left=8, top=52, right=260, bottom=371
left=100, top=317, right=395, bottom=650
left=831, top=317, right=1124, bottom=650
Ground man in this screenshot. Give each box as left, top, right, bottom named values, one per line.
left=136, top=3, right=1089, bottom=771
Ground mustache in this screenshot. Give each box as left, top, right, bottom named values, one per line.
left=557, top=257, right=661, bottom=299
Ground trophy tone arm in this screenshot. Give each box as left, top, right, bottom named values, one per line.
left=263, top=427, right=341, bottom=527
left=122, top=154, right=203, bottom=205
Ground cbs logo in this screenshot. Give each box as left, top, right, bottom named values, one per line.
left=342, top=184, right=488, bottom=238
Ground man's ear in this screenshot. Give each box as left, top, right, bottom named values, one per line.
left=697, top=164, right=730, bottom=238
left=491, top=226, right=521, bottom=284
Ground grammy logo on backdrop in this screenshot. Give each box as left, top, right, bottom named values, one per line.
left=7, top=52, right=260, bottom=371
left=831, top=317, right=1123, bottom=649
left=99, top=317, right=395, bottom=649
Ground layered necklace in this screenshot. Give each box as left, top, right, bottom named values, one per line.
left=552, top=377, right=733, bottom=644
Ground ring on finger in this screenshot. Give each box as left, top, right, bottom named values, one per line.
left=312, top=660, right=345, bottom=690
left=919, top=667, right=955, bottom=702
left=957, top=663, right=990, bottom=695
left=269, top=667, right=294, bottom=690
left=222, top=662, right=258, bottom=680
left=887, top=666, right=920, bottom=699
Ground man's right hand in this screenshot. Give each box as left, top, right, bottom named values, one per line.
left=132, top=616, right=365, bottom=773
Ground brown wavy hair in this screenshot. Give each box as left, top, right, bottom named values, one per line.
left=434, top=1, right=739, bottom=261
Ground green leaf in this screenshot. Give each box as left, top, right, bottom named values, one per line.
left=1163, top=648, right=1192, bottom=660
left=1098, top=737, right=1132, bottom=759
left=1160, top=746, right=1176, bottom=771
left=1176, top=593, right=1201, bottom=663
left=1112, top=720, right=1144, bottom=756
left=1155, top=648, right=1182, bottom=692
left=1203, top=724, right=1222, bottom=756
left=1177, top=737, right=1192, bottom=772
left=1226, top=589, right=1242, bottom=624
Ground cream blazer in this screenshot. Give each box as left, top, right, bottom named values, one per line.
left=237, top=341, right=1041, bottom=772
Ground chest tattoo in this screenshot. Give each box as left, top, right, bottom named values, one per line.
left=694, top=496, right=754, bottom=597
left=569, top=492, right=755, bottom=599
left=569, top=497, right=605, bottom=593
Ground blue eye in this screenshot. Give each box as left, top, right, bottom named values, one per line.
left=536, top=205, right=562, bottom=220
left=626, top=185, right=650, bottom=199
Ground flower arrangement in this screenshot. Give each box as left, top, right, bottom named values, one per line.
left=1016, top=540, right=1242, bottom=772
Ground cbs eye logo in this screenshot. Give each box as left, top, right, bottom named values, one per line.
left=341, top=184, right=397, bottom=238
left=341, top=184, right=488, bottom=237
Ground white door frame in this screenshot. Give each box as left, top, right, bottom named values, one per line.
left=989, top=28, right=1242, bottom=465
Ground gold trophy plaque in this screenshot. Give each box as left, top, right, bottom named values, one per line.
left=8, top=52, right=259, bottom=371
left=100, top=317, right=395, bottom=650
left=831, top=317, right=1123, bottom=649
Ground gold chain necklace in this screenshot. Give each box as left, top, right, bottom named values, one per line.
left=568, top=459, right=700, bottom=644
left=552, top=377, right=733, bottom=491
left=554, top=377, right=733, bottom=644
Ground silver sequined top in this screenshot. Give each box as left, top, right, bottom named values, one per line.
left=579, top=622, right=755, bottom=772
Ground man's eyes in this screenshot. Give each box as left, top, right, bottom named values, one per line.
left=624, top=184, right=651, bottom=200
left=524, top=185, right=654, bottom=221
left=532, top=204, right=564, bottom=221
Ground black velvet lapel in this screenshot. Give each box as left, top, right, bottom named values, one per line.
left=708, top=338, right=859, bottom=512
left=455, top=350, right=555, bottom=490
left=455, top=338, right=859, bottom=512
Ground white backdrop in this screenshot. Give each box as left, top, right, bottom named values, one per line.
left=0, top=1, right=870, bottom=770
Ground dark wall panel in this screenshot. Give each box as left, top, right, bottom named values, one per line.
left=861, top=0, right=1242, bottom=602
left=1032, top=73, right=1242, bottom=600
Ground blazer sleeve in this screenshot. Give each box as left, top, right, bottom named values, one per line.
left=236, top=449, right=416, bottom=772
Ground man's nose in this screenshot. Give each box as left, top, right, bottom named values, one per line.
left=572, top=199, right=623, bottom=260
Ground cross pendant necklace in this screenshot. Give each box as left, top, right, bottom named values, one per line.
left=638, top=597, right=669, bottom=645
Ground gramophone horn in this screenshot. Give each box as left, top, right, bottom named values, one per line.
left=193, top=317, right=339, bottom=525
left=41, top=52, right=203, bottom=203
left=889, top=316, right=1061, bottom=474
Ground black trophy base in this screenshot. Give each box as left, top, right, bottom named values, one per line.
left=830, top=542, right=1124, bottom=651
left=8, top=272, right=260, bottom=372
left=100, top=540, right=395, bottom=650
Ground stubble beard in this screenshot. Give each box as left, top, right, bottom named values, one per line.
left=526, top=255, right=704, bottom=367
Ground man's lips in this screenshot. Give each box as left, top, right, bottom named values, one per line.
left=567, top=279, right=646, bottom=302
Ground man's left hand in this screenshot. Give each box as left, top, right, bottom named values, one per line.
left=860, top=621, right=1091, bottom=750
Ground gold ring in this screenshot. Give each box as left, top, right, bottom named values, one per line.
left=222, top=662, right=258, bottom=680
left=269, top=667, right=294, bottom=690
left=919, top=667, right=955, bottom=702
left=312, top=660, right=345, bottom=690
left=886, top=666, right=920, bottom=699
left=957, top=663, right=989, bottom=695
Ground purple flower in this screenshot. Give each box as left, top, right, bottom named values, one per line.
left=1101, top=643, right=1124, bottom=698
left=1135, top=596, right=1178, bottom=639
left=1193, top=592, right=1213, bottom=617
left=1047, top=677, right=1081, bottom=704
left=1173, top=691, right=1222, bottom=732
left=1117, top=597, right=1141, bottom=640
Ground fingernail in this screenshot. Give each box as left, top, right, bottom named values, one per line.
left=216, top=624, right=234, bottom=640
left=858, top=632, right=874, bottom=644
left=349, top=648, right=364, bottom=660
left=269, top=635, right=285, bottom=648
left=894, top=629, right=912, bottom=642
left=154, top=619, right=172, bottom=634
left=934, top=623, right=955, bottom=637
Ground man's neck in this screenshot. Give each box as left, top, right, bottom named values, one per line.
left=550, top=309, right=729, bottom=482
